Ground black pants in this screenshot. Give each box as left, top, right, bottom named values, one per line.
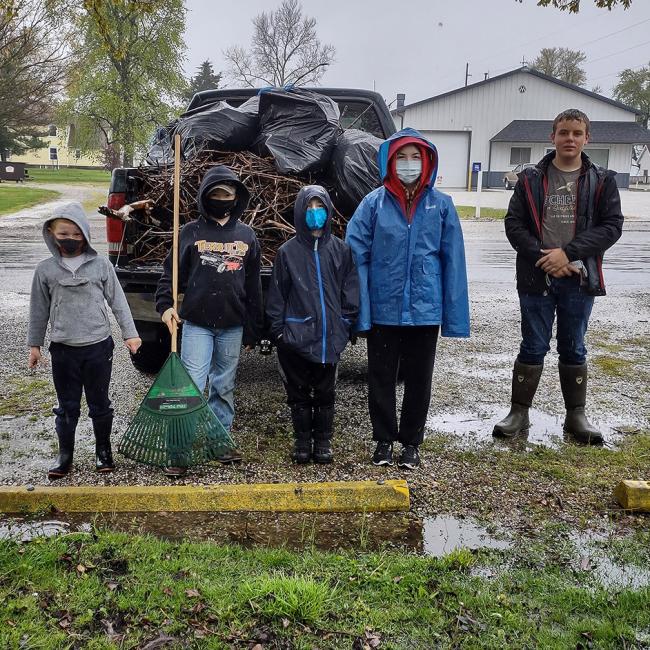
left=367, top=325, right=439, bottom=446
left=277, top=346, right=337, bottom=410
left=50, top=337, right=114, bottom=432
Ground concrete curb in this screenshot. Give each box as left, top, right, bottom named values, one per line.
left=614, top=480, right=650, bottom=512
left=0, top=480, right=410, bottom=513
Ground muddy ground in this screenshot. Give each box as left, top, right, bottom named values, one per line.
left=0, top=186, right=649, bottom=541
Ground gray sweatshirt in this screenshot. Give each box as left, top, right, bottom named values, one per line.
left=28, top=202, right=139, bottom=347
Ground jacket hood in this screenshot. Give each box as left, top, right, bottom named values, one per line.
left=293, top=184, right=333, bottom=244
left=43, top=202, right=96, bottom=258
left=377, top=128, right=438, bottom=186
left=198, top=165, right=251, bottom=222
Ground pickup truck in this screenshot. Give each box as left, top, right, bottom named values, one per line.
left=106, top=87, right=396, bottom=373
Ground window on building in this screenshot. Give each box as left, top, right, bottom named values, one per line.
left=75, top=149, right=81, bottom=159
left=510, top=147, right=531, bottom=165
left=584, top=148, right=609, bottom=168
left=48, top=125, right=57, bottom=137
left=49, top=147, right=58, bottom=161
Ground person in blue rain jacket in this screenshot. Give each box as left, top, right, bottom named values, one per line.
left=346, top=128, right=470, bottom=469
left=266, top=185, right=359, bottom=465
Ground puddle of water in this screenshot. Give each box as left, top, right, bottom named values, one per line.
left=426, top=407, right=621, bottom=450
left=423, top=516, right=510, bottom=556
left=570, top=531, right=650, bottom=590
left=0, top=512, right=511, bottom=558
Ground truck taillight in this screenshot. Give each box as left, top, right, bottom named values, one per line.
left=106, top=192, right=126, bottom=256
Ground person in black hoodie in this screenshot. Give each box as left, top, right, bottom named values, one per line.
left=266, top=185, right=359, bottom=464
left=156, top=166, right=262, bottom=470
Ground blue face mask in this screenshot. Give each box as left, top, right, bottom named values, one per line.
left=305, top=206, right=327, bottom=230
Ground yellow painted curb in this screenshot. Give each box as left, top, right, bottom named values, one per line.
left=0, top=480, right=409, bottom=514
left=614, top=480, right=650, bottom=511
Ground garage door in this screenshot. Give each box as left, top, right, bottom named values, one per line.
left=419, top=131, right=470, bottom=188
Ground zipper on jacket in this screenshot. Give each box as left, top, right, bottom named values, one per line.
left=313, top=238, right=327, bottom=364
left=400, top=223, right=412, bottom=326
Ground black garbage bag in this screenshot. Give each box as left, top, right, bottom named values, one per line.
left=253, top=88, right=340, bottom=175
left=145, top=122, right=177, bottom=166
left=177, top=99, right=259, bottom=158
left=329, top=128, right=382, bottom=214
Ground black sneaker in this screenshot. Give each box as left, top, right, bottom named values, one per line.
left=372, top=442, right=394, bottom=466
left=397, top=445, right=420, bottom=470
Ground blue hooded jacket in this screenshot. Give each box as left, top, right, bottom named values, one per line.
left=266, top=185, right=359, bottom=364
left=345, top=128, right=470, bottom=337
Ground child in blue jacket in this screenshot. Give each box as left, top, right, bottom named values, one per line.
left=346, top=128, right=470, bottom=469
left=266, top=185, right=359, bottom=464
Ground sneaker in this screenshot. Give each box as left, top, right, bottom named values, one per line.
left=397, top=445, right=420, bottom=470
left=215, top=447, right=243, bottom=464
left=372, top=442, right=394, bottom=466
left=163, top=466, right=187, bottom=478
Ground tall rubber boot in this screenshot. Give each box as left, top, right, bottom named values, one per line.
left=312, top=405, right=334, bottom=464
left=48, top=420, right=77, bottom=480
left=93, top=415, right=115, bottom=472
left=291, top=406, right=312, bottom=464
left=493, top=361, right=543, bottom=438
left=559, top=362, right=604, bottom=445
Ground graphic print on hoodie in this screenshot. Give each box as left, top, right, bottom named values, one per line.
left=155, top=165, right=263, bottom=346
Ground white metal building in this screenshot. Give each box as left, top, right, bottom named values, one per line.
left=392, top=66, right=650, bottom=189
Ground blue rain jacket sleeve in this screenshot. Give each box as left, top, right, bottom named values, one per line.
left=440, top=199, right=470, bottom=338
left=345, top=194, right=374, bottom=332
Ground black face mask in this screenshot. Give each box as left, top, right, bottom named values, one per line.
left=56, top=237, right=85, bottom=255
left=205, top=198, right=236, bottom=219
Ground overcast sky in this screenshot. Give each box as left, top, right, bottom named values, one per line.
left=184, top=0, right=650, bottom=108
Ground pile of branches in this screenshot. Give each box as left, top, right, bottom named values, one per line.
left=121, top=150, right=347, bottom=266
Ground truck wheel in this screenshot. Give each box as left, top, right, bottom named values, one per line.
left=130, top=340, right=170, bottom=374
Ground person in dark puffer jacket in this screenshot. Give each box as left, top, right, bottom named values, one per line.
left=266, top=185, right=359, bottom=464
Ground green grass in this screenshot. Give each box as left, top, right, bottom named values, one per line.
left=27, top=167, right=111, bottom=184
left=0, top=376, right=55, bottom=417
left=0, top=186, right=61, bottom=216
left=593, top=355, right=636, bottom=378
left=1, top=529, right=649, bottom=649
left=456, top=205, right=506, bottom=220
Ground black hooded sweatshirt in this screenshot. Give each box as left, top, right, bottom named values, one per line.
left=156, top=165, right=262, bottom=346
left=266, top=185, right=359, bottom=365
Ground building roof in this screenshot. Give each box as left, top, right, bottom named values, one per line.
left=392, top=67, right=640, bottom=116
left=491, top=120, right=650, bottom=144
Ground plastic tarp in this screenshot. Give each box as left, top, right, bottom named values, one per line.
left=145, top=122, right=177, bottom=165
left=329, top=128, right=382, bottom=214
left=177, top=98, right=259, bottom=158
left=253, top=88, right=340, bottom=175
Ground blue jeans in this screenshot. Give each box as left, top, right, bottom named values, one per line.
left=518, top=276, right=594, bottom=366
left=181, top=321, right=243, bottom=431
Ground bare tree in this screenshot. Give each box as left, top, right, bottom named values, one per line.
left=224, top=0, right=335, bottom=88
left=532, top=0, right=632, bottom=11
left=0, top=0, right=74, bottom=160
left=531, top=47, right=587, bottom=86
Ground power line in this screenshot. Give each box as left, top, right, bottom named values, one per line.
left=586, top=38, right=650, bottom=66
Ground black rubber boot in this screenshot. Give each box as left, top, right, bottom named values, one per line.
left=93, top=415, right=115, bottom=472
left=291, top=406, right=312, bottom=464
left=312, top=405, right=334, bottom=464
left=48, top=422, right=76, bottom=480
left=559, top=362, right=604, bottom=445
left=493, top=361, right=544, bottom=438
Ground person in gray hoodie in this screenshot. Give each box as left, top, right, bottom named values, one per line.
left=27, top=202, right=141, bottom=479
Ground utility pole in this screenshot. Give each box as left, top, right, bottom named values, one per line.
left=465, top=62, right=471, bottom=87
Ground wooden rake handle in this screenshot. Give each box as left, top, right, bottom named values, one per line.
left=171, top=133, right=181, bottom=353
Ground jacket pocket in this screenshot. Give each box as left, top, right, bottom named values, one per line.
left=283, top=316, right=316, bottom=350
